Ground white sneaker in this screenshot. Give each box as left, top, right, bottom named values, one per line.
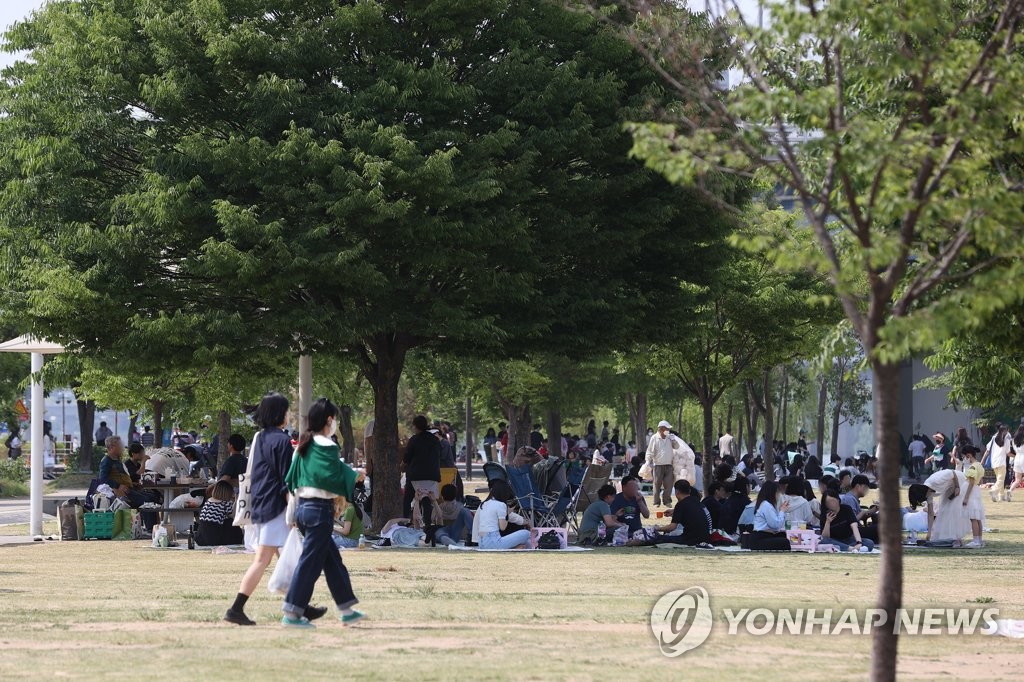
left=990, top=490, right=998, bottom=502
left=1007, top=489, right=1013, bottom=502
left=964, top=539, right=984, bottom=549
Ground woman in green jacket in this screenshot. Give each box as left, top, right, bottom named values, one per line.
left=281, top=398, right=363, bottom=629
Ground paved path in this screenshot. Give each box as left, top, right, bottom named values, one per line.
left=0, top=488, right=89, bottom=526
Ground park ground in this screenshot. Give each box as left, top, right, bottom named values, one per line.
left=2, top=490, right=1024, bottom=680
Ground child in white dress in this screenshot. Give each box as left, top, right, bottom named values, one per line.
left=958, top=445, right=986, bottom=547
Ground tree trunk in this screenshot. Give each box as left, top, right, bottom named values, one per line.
left=547, top=408, right=562, bottom=460
left=816, top=377, right=828, bottom=461
left=502, top=403, right=531, bottom=464
left=869, top=360, right=904, bottom=682
left=701, top=398, right=714, bottom=495
left=726, top=401, right=734, bottom=439
left=743, top=391, right=753, bottom=456
left=150, top=399, right=165, bottom=447
left=830, top=371, right=846, bottom=458
left=361, top=335, right=410, bottom=531
left=217, top=410, right=230, bottom=470
left=75, top=398, right=96, bottom=472
left=626, top=392, right=648, bottom=444
left=339, top=404, right=355, bottom=462
left=128, top=412, right=138, bottom=443
left=780, top=367, right=789, bottom=443
left=465, top=397, right=474, bottom=481
left=761, top=369, right=775, bottom=482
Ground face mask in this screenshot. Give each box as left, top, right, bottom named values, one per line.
left=327, top=418, right=338, bottom=437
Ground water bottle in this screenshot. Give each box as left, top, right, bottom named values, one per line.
left=357, top=534, right=366, bottom=550
left=598, top=522, right=606, bottom=540
left=909, top=530, right=918, bottom=544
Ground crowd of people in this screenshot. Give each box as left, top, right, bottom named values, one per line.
left=69, top=388, right=1024, bottom=629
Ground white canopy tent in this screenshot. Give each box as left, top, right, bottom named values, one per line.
left=0, top=335, right=66, bottom=537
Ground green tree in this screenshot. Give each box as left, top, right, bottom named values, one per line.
left=921, top=312, right=1024, bottom=416
left=611, top=0, right=1024, bottom=675
left=1, top=0, right=731, bottom=526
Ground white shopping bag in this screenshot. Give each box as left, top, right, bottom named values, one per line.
left=268, top=528, right=303, bottom=595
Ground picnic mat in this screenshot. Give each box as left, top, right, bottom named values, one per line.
left=654, top=543, right=881, bottom=554
left=986, top=620, right=1024, bottom=638
left=447, top=545, right=593, bottom=553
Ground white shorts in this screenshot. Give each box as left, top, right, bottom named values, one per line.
left=253, top=510, right=289, bottom=548
left=1014, top=456, right=1024, bottom=475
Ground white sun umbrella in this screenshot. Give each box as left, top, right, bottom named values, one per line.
left=0, top=335, right=66, bottom=537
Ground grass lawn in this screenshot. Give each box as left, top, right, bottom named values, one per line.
left=1, top=491, right=1023, bottom=680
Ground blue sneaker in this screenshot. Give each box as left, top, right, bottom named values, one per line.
left=340, top=610, right=366, bottom=626
left=281, top=616, right=316, bottom=629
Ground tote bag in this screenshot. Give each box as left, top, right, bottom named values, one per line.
left=232, top=431, right=260, bottom=527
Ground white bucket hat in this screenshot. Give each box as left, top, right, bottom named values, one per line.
left=657, top=420, right=673, bottom=430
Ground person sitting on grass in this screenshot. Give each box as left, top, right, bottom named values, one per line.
left=649, top=480, right=710, bottom=546
left=719, top=476, right=751, bottom=535
left=435, top=484, right=474, bottom=547
left=610, top=476, right=650, bottom=539
left=477, top=479, right=531, bottom=550
left=211, top=434, right=248, bottom=495
left=841, top=474, right=879, bottom=542
left=196, top=481, right=245, bottom=546
left=836, top=469, right=853, bottom=493
left=702, top=481, right=727, bottom=530
left=803, top=455, right=823, bottom=481
left=818, top=487, right=873, bottom=552
left=782, top=477, right=815, bottom=528
left=577, top=484, right=624, bottom=545
left=748, top=481, right=791, bottom=550
left=124, top=442, right=150, bottom=484
left=332, top=495, right=364, bottom=549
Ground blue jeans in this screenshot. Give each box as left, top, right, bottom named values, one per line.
left=436, top=507, right=473, bottom=546
left=819, top=537, right=875, bottom=551
left=480, top=529, right=531, bottom=549
left=283, top=498, right=358, bottom=618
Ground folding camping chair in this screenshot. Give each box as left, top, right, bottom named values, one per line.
left=550, top=461, right=588, bottom=527
left=483, top=461, right=509, bottom=486
left=567, top=461, right=612, bottom=536
left=507, top=464, right=558, bottom=528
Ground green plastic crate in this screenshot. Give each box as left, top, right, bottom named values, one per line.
left=83, top=511, right=115, bottom=539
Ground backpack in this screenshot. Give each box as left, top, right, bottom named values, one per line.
left=537, top=530, right=562, bottom=550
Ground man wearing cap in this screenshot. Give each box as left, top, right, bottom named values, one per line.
left=646, top=420, right=687, bottom=507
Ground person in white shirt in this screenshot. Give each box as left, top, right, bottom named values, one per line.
left=718, top=432, right=735, bottom=460
left=477, top=479, right=530, bottom=549
left=907, top=434, right=928, bottom=480
left=986, top=424, right=1013, bottom=502
left=646, top=420, right=689, bottom=507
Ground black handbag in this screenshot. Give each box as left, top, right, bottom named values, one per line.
left=537, top=530, right=562, bottom=550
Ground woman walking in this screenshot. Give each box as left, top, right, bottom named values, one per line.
left=225, top=393, right=322, bottom=626
left=985, top=424, right=1012, bottom=502
left=1009, top=425, right=1024, bottom=500
left=281, top=398, right=363, bottom=629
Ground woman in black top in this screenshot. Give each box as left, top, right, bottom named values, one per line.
left=804, top=456, right=823, bottom=480
left=719, top=475, right=751, bottom=534
left=818, top=488, right=873, bottom=551
left=226, top=393, right=324, bottom=626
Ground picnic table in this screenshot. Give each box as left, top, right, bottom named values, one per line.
left=143, top=479, right=209, bottom=524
